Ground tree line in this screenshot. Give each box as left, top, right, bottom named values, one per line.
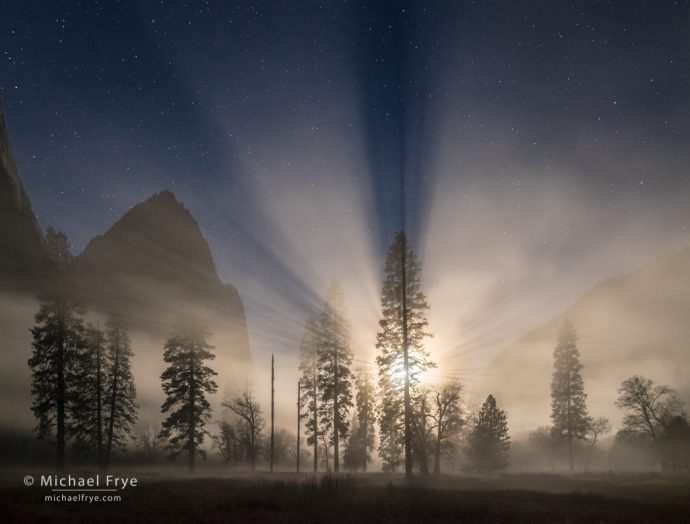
left=28, top=227, right=689, bottom=474
left=527, top=319, right=690, bottom=472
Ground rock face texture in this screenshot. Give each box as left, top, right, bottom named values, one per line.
left=482, top=247, right=690, bottom=433
left=74, top=190, right=252, bottom=363
left=0, top=103, right=47, bottom=292
left=1, top=100, right=252, bottom=424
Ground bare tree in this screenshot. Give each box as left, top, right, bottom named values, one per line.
left=136, top=423, right=165, bottom=463
left=214, top=419, right=239, bottom=467
left=616, top=375, right=686, bottom=467
left=429, top=381, right=464, bottom=475
left=223, top=390, right=265, bottom=470
left=583, top=416, right=611, bottom=471
left=616, top=376, right=685, bottom=444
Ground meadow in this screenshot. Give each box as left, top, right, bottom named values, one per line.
left=1, top=472, right=689, bottom=523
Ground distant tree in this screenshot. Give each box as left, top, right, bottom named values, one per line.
left=215, top=419, right=240, bottom=467
left=609, top=429, right=657, bottom=470
left=582, top=416, right=611, bottom=471
left=377, top=376, right=404, bottom=471
left=466, top=395, right=510, bottom=473
left=616, top=375, right=686, bottom=467
left=660, top=416, right=690, bottom=472
left=160, top=329, right=218, bottom=473
left=29, top=227, right=85, bottom=471
left=298, top=315, right=321, bottom=472
left=271, top=428, right=298, bottom=468
left=550, top=320, right=590, bottom=471
left=410, top=389, right=434, bottom=474
left=317, top=282, right=354, bottom=473
left=136, top=423, right=165, bottom=463
left=103, top=316, right=138, bottom=470
left=223, top=389, right=264, bottom=470
left=69, top=324, right=107, bottom=469
left=429, top=381, right=464, bottom=475
left=376, top=231, right=435, bottom=476
left=343, top=414, right=362, bottom=471
left=346, top=370, right=377, bottom=471
left=527, top=426, right=557, bottom=470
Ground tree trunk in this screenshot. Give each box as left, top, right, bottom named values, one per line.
left=401, top=235, right=412, bottom=478
left=270, top=354, right=275, bottom=472
left=313, top=365, right=318, bottom=473
left=433, top=425, right=441, bottom=475
left=333, top=346, right=340, bottom=473
left=105, top=331, right=120, bottom=472
left=567, top=375, right=573, bottom=472
left=56, top=301, right=66, bottom=472
left=297, top=380, right=301, bottom=473
left=96, top=335, right=103, bottom=472
left=188, top=351, right=196, bottom=474
left=362, top=409, right=368, bottom=473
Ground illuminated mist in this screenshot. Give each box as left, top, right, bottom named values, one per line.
left=1, top=1, right=690, bottom=473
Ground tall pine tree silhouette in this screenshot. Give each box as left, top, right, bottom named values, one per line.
left=161, top=328, right=218, bottom=473
left=353, top=370, right=376, bottom=471
left=29, top=227, right=84, bottom=471
left=70, top=323, right=107, bottom=469
left=376, top=231, right=434, bottom=475
left=298, top=315, right=321, bottom=472
left=550, top=320, right=589, bottom=471
left=103, top=316, right=138, bottom=470
left=317, top=282, right=353, bottom=473
left=466, top=394, right=510, bottom=472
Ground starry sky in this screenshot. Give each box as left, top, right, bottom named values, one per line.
left=2, top=1, right=690, bottom=381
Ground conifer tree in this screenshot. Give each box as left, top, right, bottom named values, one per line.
left=70, top=324, right=107, bottom=469
left=377, top=376, right=404, bottom=471
left=298, top=315, right=321, bottom=472
left=550, top=320, right=590, bottom=471
left=375, top=231, right=434, bottom=475
left=317, top=282, right=353, bottom=473
left=466, top=394, right=510, bottom=472
left=343, top=414, right=362, bottom=471
left=29, top=227, right=85, bottom=471
left=103, top=316, right=138, bottom=470
left=161, top=328, right=218, bottom=473
left=353, top=370, right=376, bottom=471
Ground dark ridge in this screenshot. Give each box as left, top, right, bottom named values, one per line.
left=0, top=99, right=48, bottom=293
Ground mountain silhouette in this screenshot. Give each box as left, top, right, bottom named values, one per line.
left=482, top=246, right=690, bottom=433
left=74, top=190, right=251, bottom=361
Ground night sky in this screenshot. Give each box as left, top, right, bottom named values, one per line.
left=2, top=1, right=690, bottom=379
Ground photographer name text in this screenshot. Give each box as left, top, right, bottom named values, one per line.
left=40, top=475, right=138, bottom=489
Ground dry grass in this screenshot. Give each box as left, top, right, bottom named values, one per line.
left=1, top=472, right=689, bottom=523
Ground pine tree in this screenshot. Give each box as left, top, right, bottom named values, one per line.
left=103, top=316, right=138, bottom=470
left=377, top=376, right=404, bottom=472
left=298, top=315, right=321, bottom=472
left=466, top=394, right=510, bottom=472
left=161, top=328, right=218, bottom=473
left=550, top=320, right=589, bottom=471
left=317, top=282, right=354, bottom=473
left=342, top=413, right=360, bottom=470
left=354, top=370, right=376, bottom=471
left=70, top=324, right=107, bottom=469
left=29, top=227, right=85, bottom=471
left=375, top=231, right=434, bottom=475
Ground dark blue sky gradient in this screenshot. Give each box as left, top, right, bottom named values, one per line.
left=2, top=1, right=690, bottom=338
